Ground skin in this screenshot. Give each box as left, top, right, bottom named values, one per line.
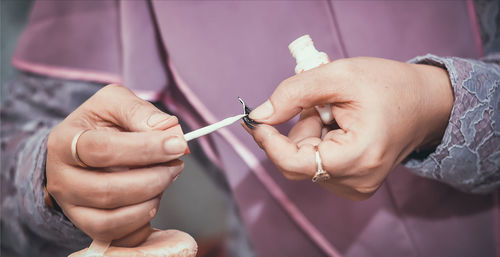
left=246, top=57, right=453, bottom=200
left=46, top=84, right=190, bottom=247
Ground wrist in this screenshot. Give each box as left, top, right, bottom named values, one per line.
left=411, top=63, right=454, bottom=151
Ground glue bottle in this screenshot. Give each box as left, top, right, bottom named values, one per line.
left=288, top=35, right=333, bottom=124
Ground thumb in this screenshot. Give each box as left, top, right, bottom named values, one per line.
left=249, top=67, right=340, bottom=125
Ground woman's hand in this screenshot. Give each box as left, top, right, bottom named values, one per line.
left=246, top=57, right=453, bottom=200
left=46, top=84, right=188, bottom=245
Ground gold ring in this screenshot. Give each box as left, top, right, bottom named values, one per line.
left=71, top=129, right=90, bottom=168
left=312, top=150, right=330, bottom=183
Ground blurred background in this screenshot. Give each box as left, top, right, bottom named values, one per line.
left=1, top=1, right=245, bottom=256
left=1, top=0, right=32, bottom=102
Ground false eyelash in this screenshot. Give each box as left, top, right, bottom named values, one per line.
left=238, top=97, right=260, bottom=129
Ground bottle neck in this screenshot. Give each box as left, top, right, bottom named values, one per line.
left=294, top=48, right=329, bottom=74
left=289, top=35, right=330, bottom=74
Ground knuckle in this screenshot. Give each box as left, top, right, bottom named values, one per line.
left=137, top=140, right=155, bottom=163
left=360, top=149, right=384, bottom=172
left=95, top=178, right=114, bottom=207
left=103, top=83, right=124, bottom=93
left=353, top=184, right=378, bottom=195
left=105, top=83, right=123, bottom=89
left=125, top=100, right=145, bottom=116
left=281, top=170, right=296, bottom=180
left=277, top=83, right=295, bottom=102
left=82, top=136, right=114, bottom=166
left=46, top=179, right=63, bottom=200
left=350, top=181, right=380, bottom=200
left=47, top=130, right=58, bottom=153
left=273, top=77, right=300, bottom=103
left=95, top=84, right=121, bottom=99
left=168, top=115, right=179, bottom=125
left=45, top=168, right=68, bottom=201
left=121, top=99, right=151, bottom=123
left=279, top=75, right=300, bottom=90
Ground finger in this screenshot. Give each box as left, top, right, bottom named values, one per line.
left=321, top=129, right=386, bottom=197
left=64, top=197, right=160, bottom=242
left=318, top=129, right=361, bottom=175
left=75, top=125, right=187, bottom=167
left=51, top=160, right=183, bottom=209
left=89, top=84, right=179, bottom=132
left=249, top=63, right=345, bottom=124
left=250, top=124, right=316, bottom=180
left=288, top=108, right=323, bottom=143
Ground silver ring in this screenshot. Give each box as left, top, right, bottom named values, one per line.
left=312, top=150, right=330, bottom=183
left=71, top=129, right=90, bottom=168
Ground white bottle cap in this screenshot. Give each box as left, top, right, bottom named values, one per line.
left=288, top=35, right=329, bottom=74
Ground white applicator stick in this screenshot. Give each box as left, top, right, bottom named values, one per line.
left=184, top=114, right=246, bottom=141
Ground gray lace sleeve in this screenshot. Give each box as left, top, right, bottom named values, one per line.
left=405, top=54, right=500, bottom=194
left=0, top=74, right=102, bottom=256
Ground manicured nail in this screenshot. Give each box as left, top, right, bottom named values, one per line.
left=148, top=113, right=171, bottom=127
left=249, top=100, right=274, bottom=120
left=164, top=136, right=187, bottom=154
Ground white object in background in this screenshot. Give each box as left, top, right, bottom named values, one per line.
left=288, top=35, right=333, bottom=124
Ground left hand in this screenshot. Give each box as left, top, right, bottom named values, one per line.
left=245, top=57, right=453, bottom=200
left=46, top=84, right=188, bottom=245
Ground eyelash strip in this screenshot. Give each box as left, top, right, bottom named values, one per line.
left=238, top=97, right=260, bottom=129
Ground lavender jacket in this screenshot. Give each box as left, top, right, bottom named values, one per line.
left=2, top=1, right=499, bottom=257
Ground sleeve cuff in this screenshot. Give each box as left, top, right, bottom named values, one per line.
left=16, top=124, right=90, bottom=248
left=404, top=54, right=500, bottom=193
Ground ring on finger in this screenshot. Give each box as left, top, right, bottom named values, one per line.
left=312, top=150, right=331, bottom=183
left=71, top=129, right=91, bottom=168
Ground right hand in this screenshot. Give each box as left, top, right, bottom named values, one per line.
left=46, top=84, right=188, bottom=246
left=246, top=57, right=453, bottom=200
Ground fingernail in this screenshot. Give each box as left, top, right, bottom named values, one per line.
left=148, top=113, right=170, bottom=127
left=184, top=146, right=190, bottom=155
left=164, top=136, right=187, bottom=154
left=149, top=208, right=157, bottom=218
left=249, top=100, right=274, bottom=120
